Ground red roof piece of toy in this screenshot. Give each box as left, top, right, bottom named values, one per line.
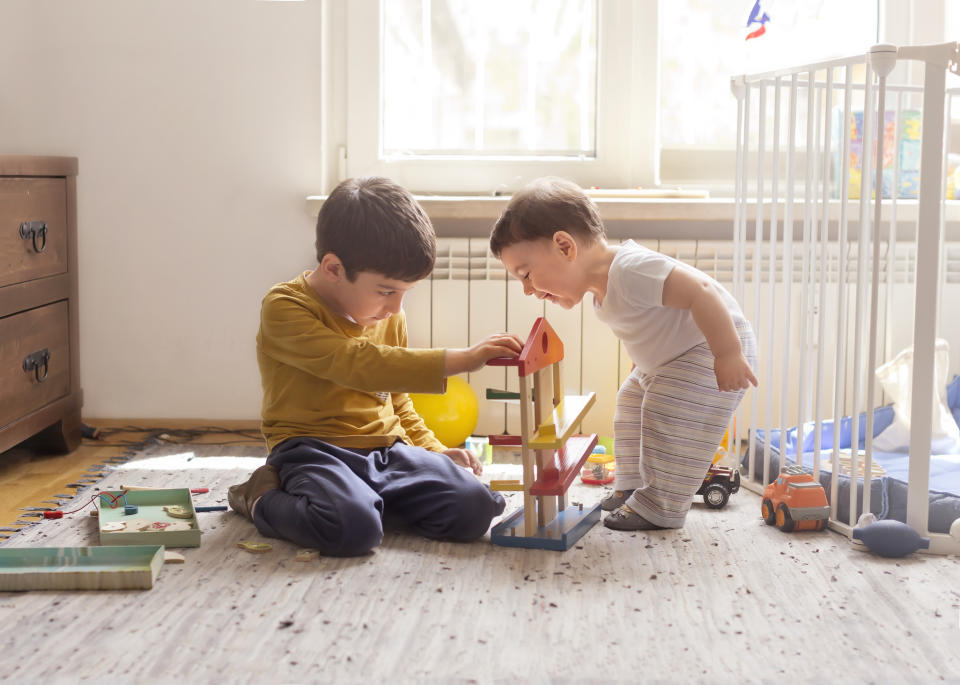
left=486, top=317, right=564, bottom=377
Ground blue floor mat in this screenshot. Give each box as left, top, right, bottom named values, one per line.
left=742, top=376, right=960, bottom=533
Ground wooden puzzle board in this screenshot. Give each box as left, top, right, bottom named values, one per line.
left=98, top=488, right=201, bottom=547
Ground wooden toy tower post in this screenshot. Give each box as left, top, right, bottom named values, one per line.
left=486, top=317, right=601, bottom=550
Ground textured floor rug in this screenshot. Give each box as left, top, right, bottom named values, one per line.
left=1, top=444, right=958, bottom=683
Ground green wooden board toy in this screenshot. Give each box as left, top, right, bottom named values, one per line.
left=0, top=545, right=164, bottom=591
left=98, top=488, right=201, bottom=548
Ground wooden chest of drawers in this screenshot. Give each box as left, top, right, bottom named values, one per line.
left=0, top=156, right=82, bottom=454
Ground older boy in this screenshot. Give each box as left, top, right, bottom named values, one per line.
left=229, top=177, right=522, bottom=556
left=489, top=177, right=757, bottom=532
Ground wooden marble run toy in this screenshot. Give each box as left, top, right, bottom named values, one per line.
left=485, top=317, right=601, bottom=551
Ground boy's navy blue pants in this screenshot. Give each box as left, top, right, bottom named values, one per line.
left=252, top=437, right=506, bottom=557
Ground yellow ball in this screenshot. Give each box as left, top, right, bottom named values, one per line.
left=410, top=376, right=478, bottom=448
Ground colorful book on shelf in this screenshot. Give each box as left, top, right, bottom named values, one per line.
left=832, top=108, right=922, bottom=200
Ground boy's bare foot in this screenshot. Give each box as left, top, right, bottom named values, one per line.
left=227, top=465, right=280, bottom=521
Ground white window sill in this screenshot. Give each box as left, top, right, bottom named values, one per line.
left=306, top=194, right=960, bottom=241
left=306, top=193, right=740, bottom=239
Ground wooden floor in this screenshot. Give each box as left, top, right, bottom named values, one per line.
left=0, top=420, right=262, bottom=531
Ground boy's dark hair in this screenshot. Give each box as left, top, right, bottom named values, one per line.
left=316, top=177, right=436, bottom=282
left=489, top=177, right=605, bottom=257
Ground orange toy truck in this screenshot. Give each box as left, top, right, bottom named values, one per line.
left=760, top=465, right=829, bottom=532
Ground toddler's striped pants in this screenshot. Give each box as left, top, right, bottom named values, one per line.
left=614, top=318, right=757, bottom=528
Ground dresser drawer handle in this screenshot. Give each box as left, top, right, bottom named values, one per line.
left=19, top=220, right=48, bottom=253
left=22, top=348, right=50, bottom=383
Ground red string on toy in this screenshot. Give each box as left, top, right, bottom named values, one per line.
left=43, top=490, right=130, bottom=519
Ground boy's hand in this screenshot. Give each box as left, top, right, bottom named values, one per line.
left=444, top=448, right=483, bottom=475
left=445, top=333, right=523, bottom=375
left=714, top=353, right=759, bottom=392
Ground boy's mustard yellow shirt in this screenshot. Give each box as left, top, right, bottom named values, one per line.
left=257, top=272, right=448, bottom=453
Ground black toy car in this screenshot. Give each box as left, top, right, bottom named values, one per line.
left=697, top=464, right=741, bottom=509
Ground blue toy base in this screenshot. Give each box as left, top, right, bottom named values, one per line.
left=490, top=502, right=601, bottom=551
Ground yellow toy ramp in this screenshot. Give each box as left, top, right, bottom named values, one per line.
left=527, top=393, right=596, bottom=451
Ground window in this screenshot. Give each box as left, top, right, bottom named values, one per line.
left=381, top=1, right=598, bottom=158
left=331, top=0, right=947, bottom=195
left=658, top=0, right=881, bottom=191
left=344, top=0, right=656, bottom=193
left=661, top=0, right=879, bottom=149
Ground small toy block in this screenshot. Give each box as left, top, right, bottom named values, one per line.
left=487, top=317, right=564, bottom=377
left=491, top=502, right=601, bottom=551
left=528, top=393, right=597, bottom=450
left=486, top=388, right=521, bottom=401
left=295, top=549, right=319, bottom=562
left=163, top=505, right=193, bottom=519
left=490, top=480, right=525, bottom=491
left=488, top=434, right=522, bottom=446
left=529, top=434, right=599, bottom=496
left=163, top=551, right=186, bottom=564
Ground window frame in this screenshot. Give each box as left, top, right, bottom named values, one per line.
left=322, top=0, right=949, bottom=197
left=341, top=0, right=659, bottom=194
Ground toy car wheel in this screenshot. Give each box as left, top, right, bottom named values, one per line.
left=776, top=504, right=796, bottom=532
left=703, top=483, right=729, bottom=509
left=761, top=498, right=776, bottom=525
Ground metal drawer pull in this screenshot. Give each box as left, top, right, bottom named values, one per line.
left=22, top=348, right=50, bottom=383
left=19, top=220, right=47, bottom=253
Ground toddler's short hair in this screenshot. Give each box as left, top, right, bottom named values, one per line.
left=316, top=177, right=436, bottom=282
left=489, top=177, right=605, bottom=257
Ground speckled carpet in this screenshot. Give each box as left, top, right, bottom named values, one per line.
left=1, top=445, right=958, bottom=683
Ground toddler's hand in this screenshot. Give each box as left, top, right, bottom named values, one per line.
left=444, top=447, right=483, bottom=475
left=714, top=353, right=758, bottom=392
left=445, top=333, right=524, bottom=375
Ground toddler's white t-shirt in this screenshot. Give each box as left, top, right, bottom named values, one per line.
left=593, top=240, right=744, bottom=374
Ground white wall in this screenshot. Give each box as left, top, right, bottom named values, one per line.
left=0, top=1, right=324, bottom=420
